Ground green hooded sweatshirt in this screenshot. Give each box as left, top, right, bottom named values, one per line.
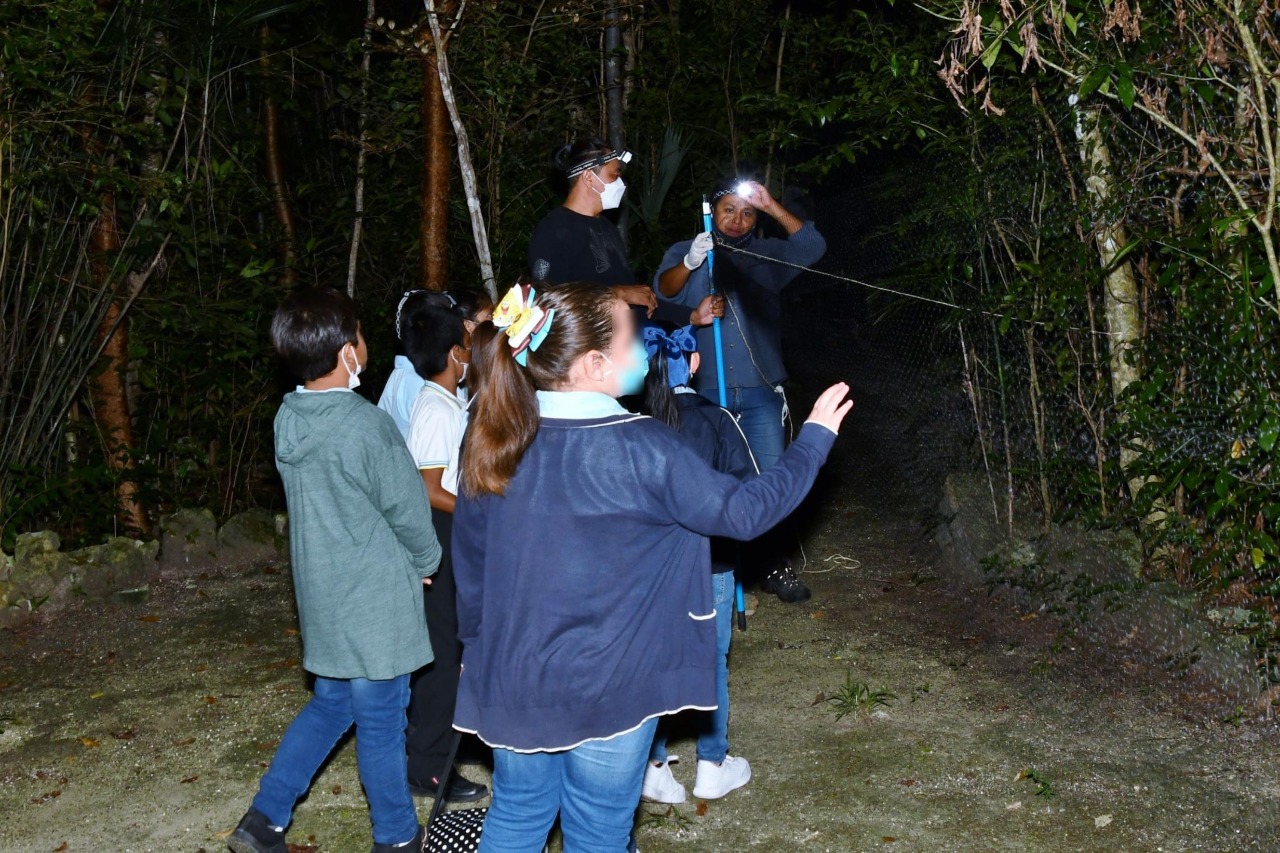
left=274, top=388, right=440, bottom=680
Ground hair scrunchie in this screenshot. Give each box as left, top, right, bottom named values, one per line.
left=642, top=324, right=698, bottom=388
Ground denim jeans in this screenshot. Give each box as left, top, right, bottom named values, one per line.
left=479, top=717, right=659, bottom=853
left=252, top=673, right=418, bottom=845
left=701, top=385, right=786, bottom=470
left=650, top=570, right=734, bottom=764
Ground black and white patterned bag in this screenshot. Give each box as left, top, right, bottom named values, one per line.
left=425, top=804, right=487, bottom=853
left=422, top=731, right=487, bottom=853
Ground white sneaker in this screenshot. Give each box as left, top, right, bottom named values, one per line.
left=692, top=755, right=752, bottom=800
left=641, top=757, right=687, bottom=804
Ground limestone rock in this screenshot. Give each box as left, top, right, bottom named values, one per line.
left=67, top=537, right=159, bottom=598
left=158, top=508, right=219, bottom=575
left=217, top=508, right=285, bottom=567
left=10, top=531, right=68, bottom=604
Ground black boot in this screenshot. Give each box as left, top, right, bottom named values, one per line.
left=760, top=564, right=811, bottom=603
left=227, top=807, right=287, bottom=853
left=409, top=768, right=489, bottom=803
left=371, top=823, right=425, bottom=853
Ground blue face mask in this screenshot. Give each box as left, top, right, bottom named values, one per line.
left=605, top=339, right=650, bottom=397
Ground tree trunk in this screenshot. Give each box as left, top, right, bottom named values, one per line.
left=88, top=193, right=149, bottom=535
left=419, top=0, right=453, bottom=292
left=1073, top=101, right=1147, bottom=506
left=423, top=0, right=496, bottom=298
left=260, top=24, right=298, bottom=286
left=763, top=2, right=791, bottom=190
left=603, top=1, right=627, bottom=244
left=603, top=1, right=625, bottom=153
left=348, top=0, right=376, bottom=298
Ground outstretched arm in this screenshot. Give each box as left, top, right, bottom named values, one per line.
left=653, top=383, right=853, bottom=539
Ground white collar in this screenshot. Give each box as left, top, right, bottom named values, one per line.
left=422, top=380, right=466, bottom=410
left=536, top=390, right=627, bottom=419
left=295, top=386, right=354, bottom=394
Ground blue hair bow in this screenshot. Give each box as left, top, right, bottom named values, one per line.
left=642, top=324, right=698, bottom=388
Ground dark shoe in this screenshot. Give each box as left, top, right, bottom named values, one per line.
left=409, top=769, right=489, bottom=803
left=371, top=823, right=424, bottom=853
left=228, top=807, right=287, bottom=853
left=761, top=564, right=811, bottom=603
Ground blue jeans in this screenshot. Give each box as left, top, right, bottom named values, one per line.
left=252, top=674, right=418, bottom=845
left=479, top=717, right=659, bottom=853
left=702, top=385, right=786, bottom=470
left=650, top=570, right=734, bottom=764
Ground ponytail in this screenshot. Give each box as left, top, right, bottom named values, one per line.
left=641, top=352, right=681, bottom=430
left=461, top=283, right=619, bottom=497
left=639, top=323, right=696, bottom=431
left=462, top=326, right=539, bottom=497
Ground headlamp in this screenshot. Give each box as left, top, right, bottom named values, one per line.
left=735, top=181, right=752, bottom=197
left=566, top=149, right=633, bottom=179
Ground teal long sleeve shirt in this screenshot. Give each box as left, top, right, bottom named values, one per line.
left=274, top=388, right=441, bottom=680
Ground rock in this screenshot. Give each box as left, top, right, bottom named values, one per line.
left=934, top=474, right=1264, bottom=709
left=14, top=530, right=60, bottom=564
left=67, top=537, right=159, bottom=598
left=1205, top=606, right=1254, bottom=629
left=10, top=531, right=69, bottom=604
left=158, top=508, right=219, bottom=575
left=112, top=586, right=151, bottom=605
left=935, top=473, right=1004, bottom=585
left=0, top=605, right=29, bottom=630
left=217, top=509, right=285, bottom=567
left=0, top=549, right=13, bottom=582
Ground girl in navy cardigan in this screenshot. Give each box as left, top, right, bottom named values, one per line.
left=637, top=323, right=759, bottom=806
left=453, top=283, right=852, bottom=853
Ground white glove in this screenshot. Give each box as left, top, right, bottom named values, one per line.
left=682, top=231, right=714, bottom=270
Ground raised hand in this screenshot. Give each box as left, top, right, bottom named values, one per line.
left=805, top=382, right=854, bottom=434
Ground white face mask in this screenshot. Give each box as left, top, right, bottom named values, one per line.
left=593, top=173, right=627, bottom=210
left=342, top=344, right=363, bottom=390
left=451, top=350, right=470, bottom=385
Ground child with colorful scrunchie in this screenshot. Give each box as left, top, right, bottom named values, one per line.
left=452, top=283, right=852, bottom=852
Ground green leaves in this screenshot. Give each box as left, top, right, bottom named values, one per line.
left=1260, top=417, right=1280, bottom=453
left=1078, top=65, right=1111, bottom=99
left=1115, top=63, right=1136, bottom=110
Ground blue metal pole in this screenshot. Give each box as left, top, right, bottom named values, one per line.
left=703, top=196, right=748, bottom=631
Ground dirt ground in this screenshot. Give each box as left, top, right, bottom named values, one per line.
left=2, top=417, right=1279, bottom=853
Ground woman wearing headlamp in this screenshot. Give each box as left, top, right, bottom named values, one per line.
left=528, top=137, right=722, bottom=329
left=653, top=178, right=827, bottom=604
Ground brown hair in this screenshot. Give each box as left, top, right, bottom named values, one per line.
left=464, top=320, right=500, bottom=405
left=461, top=283, right=619, bottom=497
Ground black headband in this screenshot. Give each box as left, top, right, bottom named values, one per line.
left=565, top=149, right=633, bottom=179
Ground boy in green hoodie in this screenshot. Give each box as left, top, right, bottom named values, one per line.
left=230, top=287, right=441, bottom=853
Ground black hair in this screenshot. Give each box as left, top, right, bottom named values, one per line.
left=641, top=348, right=682, bottom=430
left=402, top=292, right=466, bottom=379
left=451, top=288, right=495, bottom=324
left=270, top=286, right=359, bottom=382
left=549, top=137, right=611, bottom=196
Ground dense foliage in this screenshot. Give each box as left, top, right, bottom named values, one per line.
left=2, top=0, right=1277, bottom=676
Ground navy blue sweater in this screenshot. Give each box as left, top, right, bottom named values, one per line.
left=452, top=400, right=834, bottom=752
left=671, top=389, right=757, bottom=573
left=655, top=223, right=827, bottom=390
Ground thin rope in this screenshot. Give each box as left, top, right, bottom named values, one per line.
left=713, top=240, right=1117, bottom=338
